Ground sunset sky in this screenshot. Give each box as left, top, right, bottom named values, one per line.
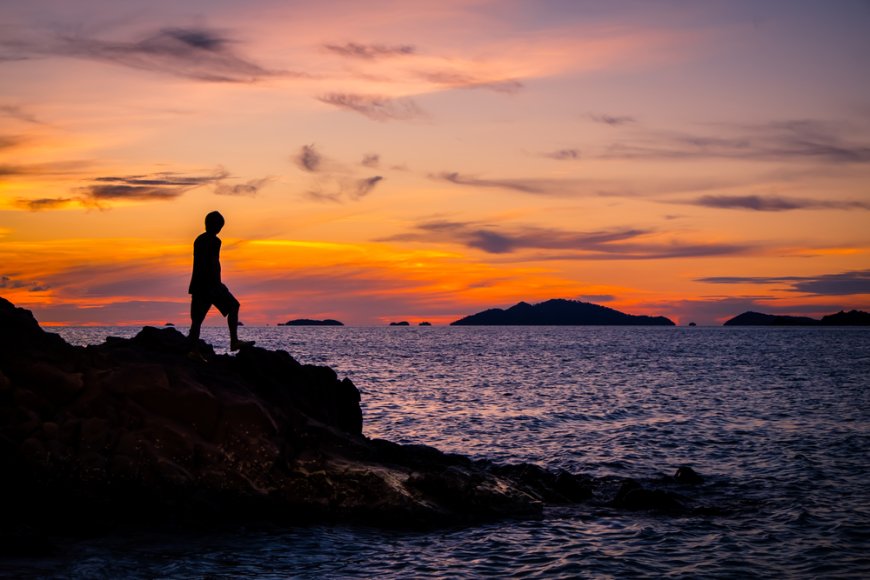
left=1, top=0, right=869, bottom=326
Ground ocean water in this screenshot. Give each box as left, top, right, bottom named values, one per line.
left=9, top=325, right=870, bottom=578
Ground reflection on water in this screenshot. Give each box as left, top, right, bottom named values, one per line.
left=22, top=325, right=869, bottom=578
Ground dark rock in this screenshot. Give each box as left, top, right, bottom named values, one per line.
left=389, top=321, right=410, bottom=326
left=674, top=465, right=704, bottom=485
left=0, top=296, right=591, bottom=531
left=451, top=299, right=674, bottom=326
left=419, top=321, right=432, bottom=326
left=612, top=479, right=685, bottom=512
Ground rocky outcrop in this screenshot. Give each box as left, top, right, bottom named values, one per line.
left=0, top=296, right=711, bottom=533
left=452, top=299, right=675, bottom=326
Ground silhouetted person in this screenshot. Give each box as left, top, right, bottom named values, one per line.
left=188, top=211, right=253, bottom=359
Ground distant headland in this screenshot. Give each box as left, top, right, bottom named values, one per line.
left=451, top=299, right=675, bottom=326
left=724, top=310, right=870, bottom=326
left=279, top=319, right=344, bottom=326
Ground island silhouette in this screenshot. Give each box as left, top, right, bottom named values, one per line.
left=724, top=309, right=870, bottom=326
left=452, top=298, right=675, bottom=326
left=279, top=318, right=344, bottom=326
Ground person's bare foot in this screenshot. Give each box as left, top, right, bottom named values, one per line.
left=230, top=339, right=255, bottom=351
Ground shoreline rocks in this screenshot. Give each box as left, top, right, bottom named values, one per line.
left=1, top=296, right=712, bottom=533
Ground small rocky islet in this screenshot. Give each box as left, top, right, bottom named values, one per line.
left=1, top=296, right=714, bottom=539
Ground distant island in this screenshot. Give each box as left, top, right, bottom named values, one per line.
left=419, top=321, right=432, bottom=326
left=280, top=319, right=344, bottom=326
left=451, top=299, right=675, bottom=326
left=724, top=310, right=870, bottom=326
left=389, top=321, right=410, bottom=326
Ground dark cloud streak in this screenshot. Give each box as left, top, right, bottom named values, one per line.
left=4, top=27, right=287, bottom=83
left=323, top=42, right=415, bottom=59
left=543, top=149, right=580, bottom=160
left=588, top=113, right=636, bottom=126
left=691, top=194, right=870, bottom=211
left=433, top=171, right=574, bottom=196
left=0, top=274, right=49, bottom=292
left=697, top=270, right=870, bottom=296
left=15, top=197, right=75, bottom=211
left=384, top=220, right=749, bottom=259
left=603, top=120, right=870, bottom=163
left=82, top=170, right=229, bottom=200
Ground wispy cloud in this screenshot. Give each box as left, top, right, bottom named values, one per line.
left=0, top=105, right=41, bottom=124
left=0, top=135, right=25, bottom=151
left=417, top=71, right=523, bottom=94
left=0, top=274, right=49, bottom=292
left=588, top=113, right=636, bottom=126
left=354, top=175, right=383, bottom=199
left=306, top=175, right=385, bottom=203
left=542, top=149, right=580, bottom=161
left=602, top=120, right=870, bottom=163
left=689, top=194, right=870, bottom=212
left=384, top=220, right=750, bottom=259
left=697, top=270, right=870, bottom=296
left=0, top=161, right=90, bottom=177
left=214, top=177, right=271, bottom=196
left=294, top=144, right=322, bottom=172
left=317, top=93, right=426, bottom=121
left=80, top=169, right=229, bottom=201
left=323, top=42, right=415, bottom=59
left=432, top=171, right=575, bottom=196
left=293, top=143, right=385, bottom=202
left=15, top=197, right=76, bottom=211
left=5, top=27, right=285, bottom=83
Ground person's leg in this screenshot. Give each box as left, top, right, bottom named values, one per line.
left=189, top=296, right=211, bottom=348
left=214, top=285, right=253, bottom=350
left=228, top=303, right=240, bottom=345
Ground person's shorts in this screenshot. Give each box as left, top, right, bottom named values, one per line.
left=191, top=284, right=240, bottom=317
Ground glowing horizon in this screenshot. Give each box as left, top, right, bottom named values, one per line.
left=2, top=0, right=869, bottom=326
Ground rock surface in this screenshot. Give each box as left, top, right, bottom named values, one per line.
left=0, top=296, right=710, bottom=532
left=452, top=299, right=675, bottom=326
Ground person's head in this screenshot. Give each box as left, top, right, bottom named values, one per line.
left=204, top=211, right=225, bottom=234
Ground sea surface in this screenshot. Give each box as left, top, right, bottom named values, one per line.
left=7, top=325, right=870, bottom=578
